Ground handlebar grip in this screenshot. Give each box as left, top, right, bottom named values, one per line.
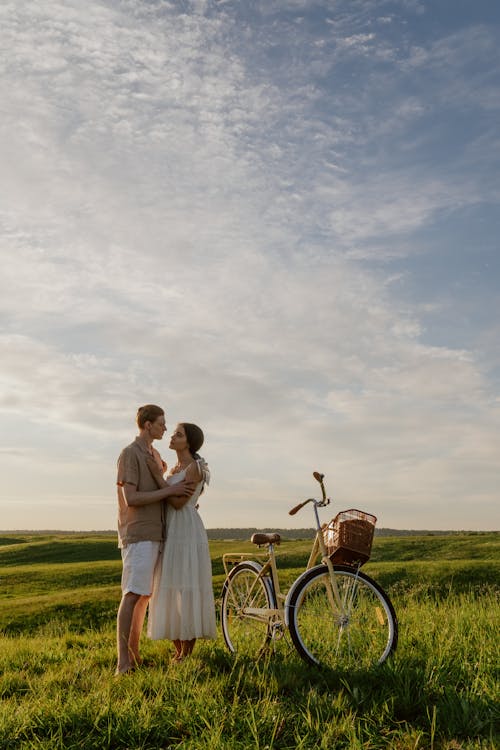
left=289, top=501, right=307, bottom=516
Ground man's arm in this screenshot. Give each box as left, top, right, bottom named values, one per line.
left=120, top=481, right=193, bottom=507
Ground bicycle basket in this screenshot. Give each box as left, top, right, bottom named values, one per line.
left=323, top=509, right=377, bottom=566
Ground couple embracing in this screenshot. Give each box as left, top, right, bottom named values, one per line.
left=115, top=404, right=216, bottom=675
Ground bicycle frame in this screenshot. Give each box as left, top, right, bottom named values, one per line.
left=222, top=547, right=285, bottom=628
left=222, top=474, right=352, bottom=632
left=221, top=473, right=398, bottom=668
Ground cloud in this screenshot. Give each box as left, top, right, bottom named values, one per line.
left=0, top=0, right=498, bottom=530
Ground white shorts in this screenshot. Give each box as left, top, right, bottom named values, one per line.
left=121, top=541, right=161, bottom=596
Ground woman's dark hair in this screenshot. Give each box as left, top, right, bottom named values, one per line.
left=181, top=423, right=204, bottom=458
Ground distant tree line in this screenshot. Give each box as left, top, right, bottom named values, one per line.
left=2, top=528, right=492, bottom=538
left=206, top=528, right=316, bottom=541
left=205, top=527, right=482, bottom=541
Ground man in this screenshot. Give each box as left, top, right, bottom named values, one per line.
left=115, top=404, right=193, bottom=675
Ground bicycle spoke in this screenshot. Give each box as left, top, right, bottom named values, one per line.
left=288, top=566, right=397, bottom=670
left=221, top=563, right=274, bottom=658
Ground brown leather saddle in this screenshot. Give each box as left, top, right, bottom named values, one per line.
left=250, top=532, right=281, bottom=546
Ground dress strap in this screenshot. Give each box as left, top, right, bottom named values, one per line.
left=196, top=457, right=210, bottom=486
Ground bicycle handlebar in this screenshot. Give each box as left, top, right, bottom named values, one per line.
left=288, top=499, right=313, bottom=516
left=289, top=472, right=331, bottom=516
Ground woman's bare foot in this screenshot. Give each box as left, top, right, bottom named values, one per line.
left=180, top=638, right=196, bottom=659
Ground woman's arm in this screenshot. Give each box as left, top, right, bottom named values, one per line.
left=168, top=461, right=203, bottom=510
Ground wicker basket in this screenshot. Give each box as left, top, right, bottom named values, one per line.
left=323, top=509, right=377, bottom=566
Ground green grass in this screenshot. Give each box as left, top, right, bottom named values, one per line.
left=0, top=533, right=498, bottom=749
left=0, top=536, right=121, bottom=567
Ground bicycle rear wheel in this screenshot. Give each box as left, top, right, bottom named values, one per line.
left=221, top=561, right=276, bottom=658
left=286, top=564, right=397, bottom=670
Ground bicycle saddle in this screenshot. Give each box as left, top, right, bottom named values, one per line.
left=251, top=532, right=281, bottom=546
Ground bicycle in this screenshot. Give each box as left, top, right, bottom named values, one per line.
left=220, top=472, right=398, bottom=670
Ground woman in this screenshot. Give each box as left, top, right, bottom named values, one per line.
left=147, top=422, right=217, bottom=661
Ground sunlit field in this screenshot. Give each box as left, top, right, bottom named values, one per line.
left=0, top=533, right=498, bottom=749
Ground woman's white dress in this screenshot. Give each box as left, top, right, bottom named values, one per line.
left=147, top=460, right=217, bottom=641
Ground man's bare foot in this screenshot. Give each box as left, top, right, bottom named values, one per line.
left=130, top=654, right=143, bottom=668
left=114, top=663, right=134, bottom=676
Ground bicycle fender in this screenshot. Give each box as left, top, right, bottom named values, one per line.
left=223, top=559, right=277, bottom=610
left=227, top=559, right=263, bottom=578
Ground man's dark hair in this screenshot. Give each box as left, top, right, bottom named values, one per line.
left=136, top=404, right=164, bottom=429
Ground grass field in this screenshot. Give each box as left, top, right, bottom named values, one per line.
left=0, top=532, right=498, bottom=749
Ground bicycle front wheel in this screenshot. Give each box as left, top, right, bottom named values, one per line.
left=286, top=564, right=397, bottom=670
left=221, top=561, right=276, bottom=658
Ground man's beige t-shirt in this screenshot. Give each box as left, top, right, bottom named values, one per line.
left=116, top=437, right=164, bottom=547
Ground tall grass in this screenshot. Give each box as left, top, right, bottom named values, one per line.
left=0, top=534, right=498, bottom=749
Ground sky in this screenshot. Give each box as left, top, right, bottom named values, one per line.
left=1, top=0, right=499, bottom=533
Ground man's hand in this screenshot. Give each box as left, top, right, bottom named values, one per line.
left=169, top=480, right=197, bottom=497
left=146, top=456, right=165, bottom=487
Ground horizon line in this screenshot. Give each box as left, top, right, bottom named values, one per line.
left=1, top=528, right=497, bottom=535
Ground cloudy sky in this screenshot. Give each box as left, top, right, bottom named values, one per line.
left=1, top=0, right=499, bottom=533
